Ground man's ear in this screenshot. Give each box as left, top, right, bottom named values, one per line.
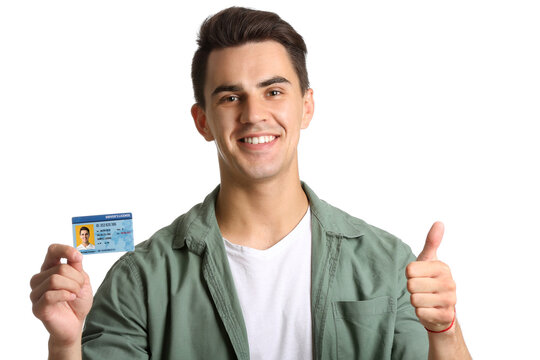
left=191, top=104, right=215, bottom=141
left=301, top=88, right=314, bottom=130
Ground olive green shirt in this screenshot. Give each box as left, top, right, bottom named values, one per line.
left=82, top=183, right=428, bottom=359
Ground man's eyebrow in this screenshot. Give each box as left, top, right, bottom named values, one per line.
left=211, top=76, right=291, bottom=97
left=257, top=76, right=291, bottom=88
left=211, top=84, right=243, bottom=97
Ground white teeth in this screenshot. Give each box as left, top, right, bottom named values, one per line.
left=242, top=135, right=276, bottom=144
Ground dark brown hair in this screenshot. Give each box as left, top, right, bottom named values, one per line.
left=191, top=7, right=309, bottom=108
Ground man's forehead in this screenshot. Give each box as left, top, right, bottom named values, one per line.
left=204, top=41, right=299, bottom=90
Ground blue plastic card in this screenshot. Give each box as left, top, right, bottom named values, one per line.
left=72, top=213, right=134, bottom=254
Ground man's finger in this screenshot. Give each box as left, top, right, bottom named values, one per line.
left=406, top=260, right=451, bottom=279
left=41, top=244, right=82, bottom=272
left=417, top=221, right=444, bottom=261
left=30, top=273, right=83, bottom=304
left=30, top=263, right=86, bottom=290
left=407, top=277, right=444, bottom=294
left=410, top=293, right=456, bottom=308
left=32, top=290, right=77, bottom=318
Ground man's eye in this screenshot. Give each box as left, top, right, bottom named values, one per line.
left=221, top=95, right=239, bottom=103
left=268, top=90, right=281, bottom=96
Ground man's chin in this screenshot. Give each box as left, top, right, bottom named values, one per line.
left=221, top=158, right=294, bottom=184
left=241, top=164, right=282, bottom=180
left=239, top=170, right=297, bottom=186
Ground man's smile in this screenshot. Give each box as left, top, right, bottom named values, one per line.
left=239, top=135, right=278, bottom=144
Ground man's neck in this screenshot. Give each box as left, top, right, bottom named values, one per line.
left=215, top=176, right=308, bottom=250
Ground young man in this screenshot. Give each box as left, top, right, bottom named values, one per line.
left=30, top=7, right=471, bottom=359
left=76, top=227, right=95, bottom=250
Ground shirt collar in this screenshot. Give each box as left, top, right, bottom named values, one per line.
left=172, top=182, right=365, bottom=251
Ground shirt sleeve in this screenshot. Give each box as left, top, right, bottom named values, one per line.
left=391, top=242, right=429, bottom=360
left=82, top=254, right=149, bottom=359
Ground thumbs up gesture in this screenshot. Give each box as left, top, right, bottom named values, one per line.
left=406, top=222, right=457, bottom=333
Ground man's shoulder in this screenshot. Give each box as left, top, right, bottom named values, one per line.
left=121, top=187, right=220, bottom=265
left=102, top=212, right=199, bottom=289
left=129, top=209, right=196, bottom=257
left=317, top=198, right=405, bottom=244
left=304, top=183, right=414, bottom=260
left=305, top=183, right=398, bottom=238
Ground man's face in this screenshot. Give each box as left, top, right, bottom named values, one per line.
left=80, top=229, right=89, bottom=244
left=192, top=41, right=314, bottom=184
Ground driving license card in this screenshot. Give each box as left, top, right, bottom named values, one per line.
left=72, top=213, right=134, bottom=254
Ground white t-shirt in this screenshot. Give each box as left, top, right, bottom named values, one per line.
left=224, top=208, right=312, bottom=360
left=77, top=243, right=95, bottom=250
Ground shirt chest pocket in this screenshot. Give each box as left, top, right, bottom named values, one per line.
left=332, top=296, right=397, bottom=360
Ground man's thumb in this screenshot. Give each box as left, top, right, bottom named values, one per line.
left=417, top=221, right=444, bottom=261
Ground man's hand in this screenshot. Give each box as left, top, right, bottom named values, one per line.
left=406, top=222, right=456, bottom=332
left=30, top=244, right=93, bottom=349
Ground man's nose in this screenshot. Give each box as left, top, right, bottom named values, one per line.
left=239, top=95, right=267, bottom=124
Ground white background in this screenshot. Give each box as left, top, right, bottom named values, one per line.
left=1, top=1, right=538, bottom=358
